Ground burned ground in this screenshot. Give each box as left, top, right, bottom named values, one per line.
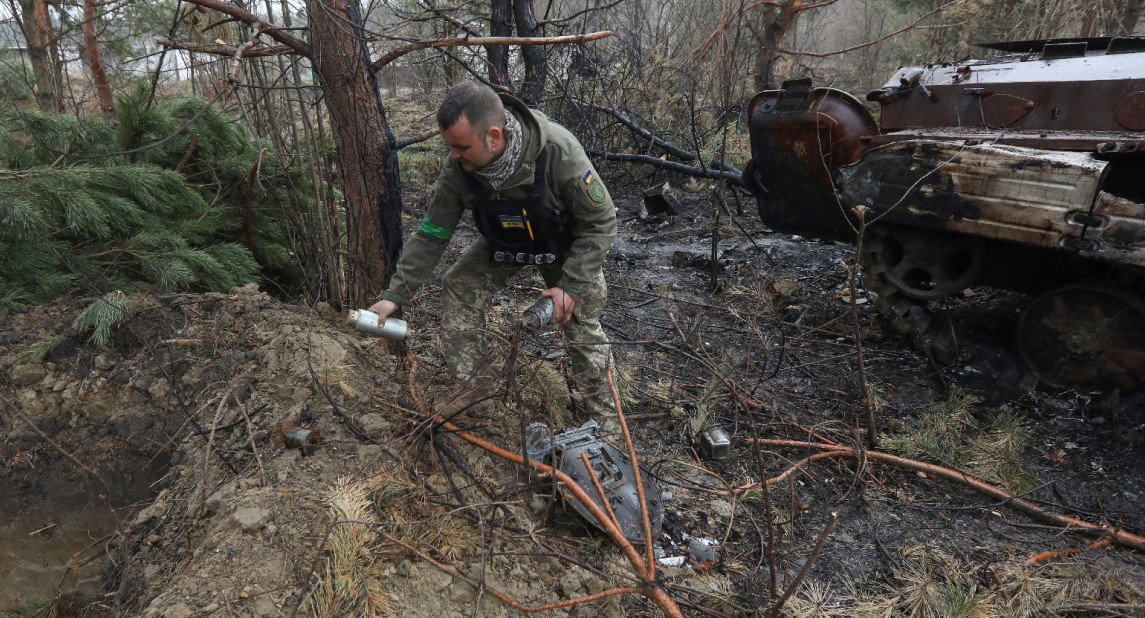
left=2, top=187, right=1145, bottom=617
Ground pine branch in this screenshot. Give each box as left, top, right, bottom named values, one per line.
left=72, top=291, right=130, bottom=348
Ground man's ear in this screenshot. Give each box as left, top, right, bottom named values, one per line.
left=485, top=125, right=503, bottom=149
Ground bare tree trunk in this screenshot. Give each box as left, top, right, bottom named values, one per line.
left=487, top=0, right=513, bottom=87
left=1080, top=4, right=1099, bottom=37
left=513, top=0, right=546, bottom=104
left=751, top=2, right=802, bottom=91
left=83, top=0, right=114, bottom=115
left=18, top=0, right=59, bottom=111
left=1119, top=0, right=1143, bottom=34
left=306, top=0, right=403, bottom=306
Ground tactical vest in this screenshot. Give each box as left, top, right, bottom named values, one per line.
left=463, top=153, right=573, bottom=262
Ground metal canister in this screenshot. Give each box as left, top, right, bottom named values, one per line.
left=698, top=426, right=732, bottom=460
left=285, top=427, right=318, bottom=455
left=521, top=297, right=555, bottom=330
left=347, top=309, right=407, bottom=340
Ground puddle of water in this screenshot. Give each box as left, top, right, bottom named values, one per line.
left=1, top=449, right=167, bottom=613
left=0, top=484, right=131, bottom=611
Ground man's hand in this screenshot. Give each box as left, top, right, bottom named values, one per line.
left=541, top=287, right=575, bottom=325
left=366, top=299, right=399, bottom=323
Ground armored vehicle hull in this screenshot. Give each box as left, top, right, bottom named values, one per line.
left=744, top=38, right=1145, bottom=390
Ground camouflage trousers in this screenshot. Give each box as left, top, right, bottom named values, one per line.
left=440, top=237, right=615, bottom=419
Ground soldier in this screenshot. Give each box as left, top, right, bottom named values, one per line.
left=367, top=81, right=617, bottom=422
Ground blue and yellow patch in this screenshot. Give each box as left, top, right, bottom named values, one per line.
left=582, top=170, right=606, bottom=204
left=499, top=215, right=525, bottom=229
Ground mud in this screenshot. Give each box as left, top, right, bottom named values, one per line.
left=2, top=187, right=1144, bottom=617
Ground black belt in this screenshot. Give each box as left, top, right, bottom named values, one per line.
left=494, top=251, right=557, bottom=265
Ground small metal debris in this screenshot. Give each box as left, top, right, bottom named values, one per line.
left=686, top=535, right=720, bottom=563
left=285, top=427, right=318, bottom=455
left=643, top=181, right=680, bottom=217
left=698, top=426, right=731, bottom=461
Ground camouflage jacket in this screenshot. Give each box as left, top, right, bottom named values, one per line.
left=382, top=93, right=616, bottom=305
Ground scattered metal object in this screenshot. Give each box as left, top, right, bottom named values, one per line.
left=686, top=535, right=720, bottom=563
left=285, top=427, right=318, bottom=455
left=745, top=36, right=1145, bottom=389
left=347, top=309, right=407, bottom=340
left=520, top=297, right=555, bottom=330
left=697, top=426, right=731, bottom=461
left=643, top=181, right=680, bottom=217
left=527, top=420, right=664, bottom=543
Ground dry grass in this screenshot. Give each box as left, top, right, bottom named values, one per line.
left=881, top=389, right=1035, bottom=492
left=370, top=473, right=480, bottom=562
left=784, top=544, right=1145, bottom=617
left=307, top=476, right=393, bottom=618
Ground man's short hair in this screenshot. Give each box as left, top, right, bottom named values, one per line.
left=438, top=81, right=505, bottom=136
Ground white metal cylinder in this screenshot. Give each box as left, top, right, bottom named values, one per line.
left=347, top=309, right=407, bottom=340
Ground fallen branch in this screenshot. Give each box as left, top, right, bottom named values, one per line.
left=769, top=511, right=837, bottom=617
left=586, top=149, right=747, bottom=187
left=1027, top=537, right=1112, bottom=564
left=742, top=438, right=1145, bottom=553
left=396, top=128, right=441, bottom=150
left=574, top=100, right=698, bottom=161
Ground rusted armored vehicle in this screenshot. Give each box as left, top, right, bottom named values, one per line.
left=743, top=37, right=1145, bottom=391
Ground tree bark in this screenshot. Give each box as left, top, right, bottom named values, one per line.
left=18, top=0, right=59, bottom=111
left=513, top=0, right=546, bottom=104
left=751, top=1, right=803, bottom=91
left=1119, top=0, right=1143, bottom=34
left=487, top=0, right=513, bottom=87
left=83, top=0, right=114, bottom=115
left=306, top=0, right=403, bottom=306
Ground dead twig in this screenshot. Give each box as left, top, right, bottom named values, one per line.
left=607, top=365, right=657, bottom=579
left=382, top=532, right=641, bottom=612
left=745, top=438, right=1145, bottom=553
left=768, top=511, right=837, bottom=618
left=1027, top=537, right=1113, bottom=564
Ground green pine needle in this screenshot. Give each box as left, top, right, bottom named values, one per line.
left=11, top=335, right=64, bottom=365
left=72, top=291, right=131, bottom=348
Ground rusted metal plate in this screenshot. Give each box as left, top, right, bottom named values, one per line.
left=834, top=140, right=1107, bottom=248
left=1115, top=92, right=1145, bottom=131
left=746, top=85, right=877, bottom=240
left=981, top=94, right=1035, bottom=127
left=1079, top=192, right=1145, bottom=266
left=870, top=129, right=1145, bottom=152
left=875, top=51, right=1145, bottom=133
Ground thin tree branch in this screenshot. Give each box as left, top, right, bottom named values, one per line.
left=586, top=149, right=746, bottom=187
left=371, top=31, right=611, bottom=70
left=179, top=0, right=310, bottom=56
left=779, top=0, right=964, bottom=58
left=575, top=99, right=698, bottom=161
left=154, top=35, right=297, bottom=58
